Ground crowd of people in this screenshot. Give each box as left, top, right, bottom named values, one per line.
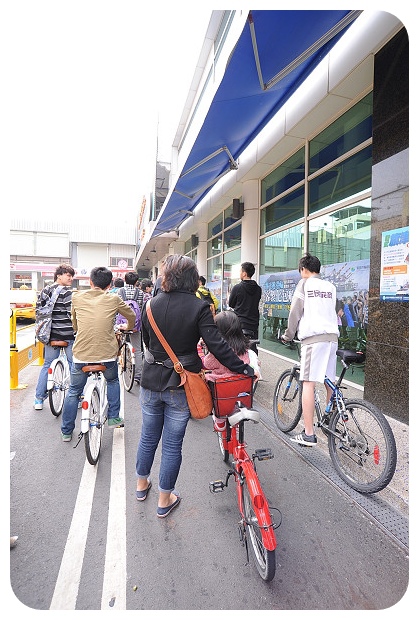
left=32, top=258, right=261, bottom=519
left=31, top=253, right=359, bottom=517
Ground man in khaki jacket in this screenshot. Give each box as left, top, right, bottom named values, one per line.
left=60, top=266, right=135, bottom=442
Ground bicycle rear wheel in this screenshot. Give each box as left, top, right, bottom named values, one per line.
left=84, top=386, right=103, bottom=465
left=120, top=343, right=135, bottom=392
left=273, top=369, right=302, bottom=432
left=48, top=360, right=67, bottom=417
left=242, top=481, right=276, bottom=581
left=328, top=399, right=397, bottom=493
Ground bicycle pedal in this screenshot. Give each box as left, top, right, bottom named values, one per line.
left=209, top=480, right=225, bottom=493
left=253, top=448, right=274, bottom=461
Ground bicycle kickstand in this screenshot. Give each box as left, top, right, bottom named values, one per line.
left=73, top=431, right=84, bottom=448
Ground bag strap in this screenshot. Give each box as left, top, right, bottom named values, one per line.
left=146, top=302, right=184, bottom=374
left=50, top=285, right=64, bottom=306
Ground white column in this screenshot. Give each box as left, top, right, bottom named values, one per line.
left=241, top=180, right=260, bottom=272
left=196, top=220, right=208, bottom=277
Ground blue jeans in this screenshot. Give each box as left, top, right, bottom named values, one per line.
left=35, top=341, right=74, bottom=400
left=136, top=387, right=190, bottom=493
left=61, top=360, right=120, bottom=436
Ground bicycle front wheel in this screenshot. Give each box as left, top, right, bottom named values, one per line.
left=242, top=482, right=276, bottom=581
left=328, top=399, right=397, bottom=494
left=273, top=369, right=302, bottom=432
left=48, top=360, right=67, bottom=416
left=120, top=343, right=135, bottom=392
left=84, top=386, right=103, bottom=466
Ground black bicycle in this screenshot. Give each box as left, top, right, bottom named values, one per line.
left=116, top=330, right=136, bottom=392
left=273, top=341, right=397, bottom=494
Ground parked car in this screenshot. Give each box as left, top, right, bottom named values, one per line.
left=10, top=288, right=38, bottom=321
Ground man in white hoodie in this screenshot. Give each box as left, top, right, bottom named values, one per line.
left=281, top=253, right=339, bottom=446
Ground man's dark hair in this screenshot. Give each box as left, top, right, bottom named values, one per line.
left=54, top=264, right=75, bottom=280
left=198, top=276, right=206, bottom=286
left=161, top=255, right=199, bottom=293
left=124, top=271, right=139, bottom=286
left=298, top=253, right=321, bottom=274
left=140, top=278, right=153, bottom=291
left=113, top=278, right=124, bottom=288
left=241, top=262, right=255, bottom=278
left=90, top=266, right=113, bottom=289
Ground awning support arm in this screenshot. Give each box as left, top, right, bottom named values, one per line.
left=248, top=10, right=363, bottom=91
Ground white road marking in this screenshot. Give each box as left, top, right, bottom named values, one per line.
left=50, top=374, right=127, bottom=610
left=49, top=460, right=98, bottom=610
left=101, top=428, right=127, bottom=610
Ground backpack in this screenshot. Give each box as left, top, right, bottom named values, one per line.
left=116, top=287, right=142, bottom=331
left=35, top=285, right=64, bottom=345
left=198, top=287, right=216, bottom=317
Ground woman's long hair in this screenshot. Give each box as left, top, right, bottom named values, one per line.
left=161, top=254, right=199, bottom=293
left=214, top=310, right=249, bottom=356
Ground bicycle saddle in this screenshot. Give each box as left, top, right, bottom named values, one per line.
left=50, top=340, right=69, bottom=347
left=81, top=364, right=107, bottom=373
left=228, top=406, right=260, bottom=426
left=336, top=349, right=366, bottom=364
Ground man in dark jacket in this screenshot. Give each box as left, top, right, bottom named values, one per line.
left=228, top=262, right=262, bottom=353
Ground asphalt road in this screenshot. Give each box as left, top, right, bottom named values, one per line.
left=8, top=358, right=409, bottom=613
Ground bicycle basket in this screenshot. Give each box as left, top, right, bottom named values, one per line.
left=208, top=375, right=254, bottom=417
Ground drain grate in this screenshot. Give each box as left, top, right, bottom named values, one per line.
left=255, top=402, right=409, bottom=551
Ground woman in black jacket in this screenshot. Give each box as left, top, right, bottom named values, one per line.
left=136, top=254, right=257, bottom=518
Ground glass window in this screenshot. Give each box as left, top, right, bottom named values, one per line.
left=308, top=199, right=371, bottom=266
left=224, top=223, right=241, bottom=250
left=110, top=257, right=133, bottom=268
left=260, top=185, right=305, bottom=234
left=207, top=255, right=222, bottom=284
left=224, top=203, right=240, bottom=228
left=261, top=148, right=305, bottom=204
left=208, top=235, right=222, bottom=257
left=309, top=146, right=372, bottom=215
left=223, top=248, right=241, bottom=310
left=260, top=224, right=305, bottom=276
left=309, top=92, right=372, bottom=173
left=208, top=213, right=223, bottom=238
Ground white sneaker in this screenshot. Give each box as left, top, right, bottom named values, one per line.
left=34, top=398, right=44, bottom=410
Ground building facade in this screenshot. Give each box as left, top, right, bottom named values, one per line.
left=9, top=218, right=142, bottom=291
left=138, top=11, right=409, bottom=423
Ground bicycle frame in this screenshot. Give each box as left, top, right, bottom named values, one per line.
left=221, top=418, right=277, bottom=552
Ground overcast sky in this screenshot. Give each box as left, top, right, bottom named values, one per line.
left=3, top=2, right=413, bottom=229
left=3, top=2, right=212, bottom=224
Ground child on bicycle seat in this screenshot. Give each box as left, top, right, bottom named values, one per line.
left=203, top=310, right=261, bottom=431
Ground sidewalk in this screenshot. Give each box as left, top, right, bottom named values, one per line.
left=254, top=348, right=409, bottom=519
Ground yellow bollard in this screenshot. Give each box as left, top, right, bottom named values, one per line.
left=10, top=310, right=27, bottom=389
left=9, top=309, right=43, bottom=389
left=36, top=341, right=44, bottom=365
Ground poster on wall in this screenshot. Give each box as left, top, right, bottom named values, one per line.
left=379, top=226, right=409, bottom=302
left=260, top=259, right=370, bottom=322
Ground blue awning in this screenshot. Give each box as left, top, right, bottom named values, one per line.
left=152, top=10, right=362, bottom=237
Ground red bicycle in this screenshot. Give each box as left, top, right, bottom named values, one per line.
left=209, top=375, right=281, bottom=582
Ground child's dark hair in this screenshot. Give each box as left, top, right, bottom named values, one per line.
left=214, top=310, right=249, bottom=356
